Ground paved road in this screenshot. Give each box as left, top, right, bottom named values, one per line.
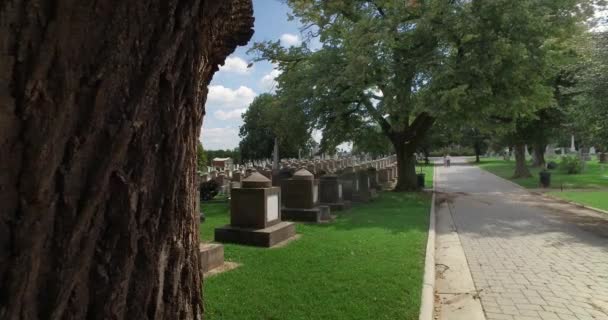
left=436, top=158, right=608, bottom=320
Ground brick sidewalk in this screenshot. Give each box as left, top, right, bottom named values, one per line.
left=436, top=159, right=608, bottom=320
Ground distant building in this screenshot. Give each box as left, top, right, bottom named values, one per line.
left=212, top=157, right=233, bottom=171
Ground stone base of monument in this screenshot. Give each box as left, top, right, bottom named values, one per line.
left=320, top=200, right=352, bottom=211
left=282, top=205, right=334, bottom=223
left=199, top=243, right=225, bottom=274
left=370, top=189, right=379, bottom=199
left=352, top=191, right=371, bottom=203
left=215, top=221, right=296, bottom=248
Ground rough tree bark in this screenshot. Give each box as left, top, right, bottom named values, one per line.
left=512, top=144, right=532, bottom=178
left=474, top=143, right=482, bottom=163
left=531, top=143, right=547, bottom=168
left=0, top=1, right=253, bottom=319
left=390, top=113, right=435, bottom=192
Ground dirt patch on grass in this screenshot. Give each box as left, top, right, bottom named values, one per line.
left=204, top=261, right=241, bottom=278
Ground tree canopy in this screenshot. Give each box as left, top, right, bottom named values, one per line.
left=239, top=93, right=313, bottom=161
left=252, top=0, right=597, bottom=189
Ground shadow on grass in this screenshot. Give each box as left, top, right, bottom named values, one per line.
left=327, top=192, right=430, bottom=235
left=438, top=187, right=608, bottom=253
left=200, top=191, right=430, bottom=240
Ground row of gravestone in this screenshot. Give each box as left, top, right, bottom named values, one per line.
left=198, top=156, right=400, bottom=276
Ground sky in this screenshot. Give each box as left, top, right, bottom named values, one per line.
left=200, top=0, right=302, bottom=150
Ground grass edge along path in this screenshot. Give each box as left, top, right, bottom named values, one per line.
left=547, top=191, right=608, bottom=213
left=475, top=158, right=608, bottom=189
left=475, top=158, right=608, bottom=214
left=200, top=191, right=431, bottom=320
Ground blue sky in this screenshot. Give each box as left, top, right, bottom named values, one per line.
left=200, top=0, right=303, bottom=150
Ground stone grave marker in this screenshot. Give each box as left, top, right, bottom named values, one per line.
left=319, top=174, right=351, bottom=211
left=215, top=172, right=296, bottom=248
left=281, top=169, right=333, bottom=223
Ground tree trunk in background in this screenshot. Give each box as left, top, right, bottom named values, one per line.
left=394, top=142, right=418, bottom=191
left=390, top=114, right=435, bottom=192
left=0, top=1, right=253, bottom=319
left=474, top=143, right=482, bottom=163
left=532, top=143, right=547, bottom=168
left=513, top=144, right=532, bottom=178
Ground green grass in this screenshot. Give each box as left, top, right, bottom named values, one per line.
left=200, top=192, right=431, bottom=320
left=476, top=157, right=608, bottom=213
left=417, top=164, right=435, bottom=188
left=476, top=158, right=608, bottom=189
left=548, top=191, right=608, bottom=212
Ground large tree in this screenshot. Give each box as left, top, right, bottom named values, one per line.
left=253, top=0, right=590, bottom=190
left=239, top=93, right=313, bottom=161
left=571, top=31, right=608, bottom=154
left=0, top=1, right=253, bottom=319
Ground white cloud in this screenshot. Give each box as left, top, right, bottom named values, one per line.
left=207, top=85, right=256, bottom=109
left=312, top=130, right=323, bottom=143
left=219, top=56, right=251, bottom=74
left=200, top=127, right=240, bottom=150
left=214, top=108, right=246, bottom=121
left=260, top=68, right=282, bottom=92
left=280, top=33, right=302, bottom=47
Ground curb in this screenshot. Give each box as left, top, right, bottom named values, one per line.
left=419, top=164, right=437, bottom=320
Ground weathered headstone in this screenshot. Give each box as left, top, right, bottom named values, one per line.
left=282, top=169, right=333, bottom=223
left=352, top=169, right=371, bottom=202
left=215, top=172, right=296, bottom=247
left=319, top=174, right=351, bottom=211
left=339, top=167, right=357, bottom=202
left=199, top=243, right=225, bottom=274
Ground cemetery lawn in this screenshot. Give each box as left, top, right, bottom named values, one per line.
left=548, top=191, right=608, bottom=212
left=419, top=163, right=435, bottom=188
left=476, top=158, right=608, bottom=189
left=200, top=192, right=431, bottom=320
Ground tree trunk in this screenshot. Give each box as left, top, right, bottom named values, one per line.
left=0, top=1, right=253, bottom=320
left=512, top=144, right=532, bottom=178
left=531, top=143, right=546, bottom=168
left=393, top=141, right=418, bottom=191
left=474, top=143, right=481, bottom=163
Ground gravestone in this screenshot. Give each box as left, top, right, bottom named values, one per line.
left=215, top=172, right=296, bottom=247
left=352, top=169, right=371, bottom=202
left=282, top=169, right=333, bottom=223
left=276, top=167, right=294, bottom=205
left=339, top=167, right=357, bottom=202
left=199, top=243, right=225, bottom=274
left=368, top=167, right=380, bottom=190
left=319, top=175, right=351, bottom=211
left=378, top=167, right=390, bottom=186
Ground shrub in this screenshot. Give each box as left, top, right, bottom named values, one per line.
left=546, top=161, right=558, bottom=170
left=429, top=146, right=476, bottom=157
left=200, top=179, right=220, bottom=201
left=560, top=156, right=583, bottom=174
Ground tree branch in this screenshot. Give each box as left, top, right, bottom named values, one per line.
left=361, top=98, right=392, bottom=137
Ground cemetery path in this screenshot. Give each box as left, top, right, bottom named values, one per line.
left=436, top=158, right=608, bottom=320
